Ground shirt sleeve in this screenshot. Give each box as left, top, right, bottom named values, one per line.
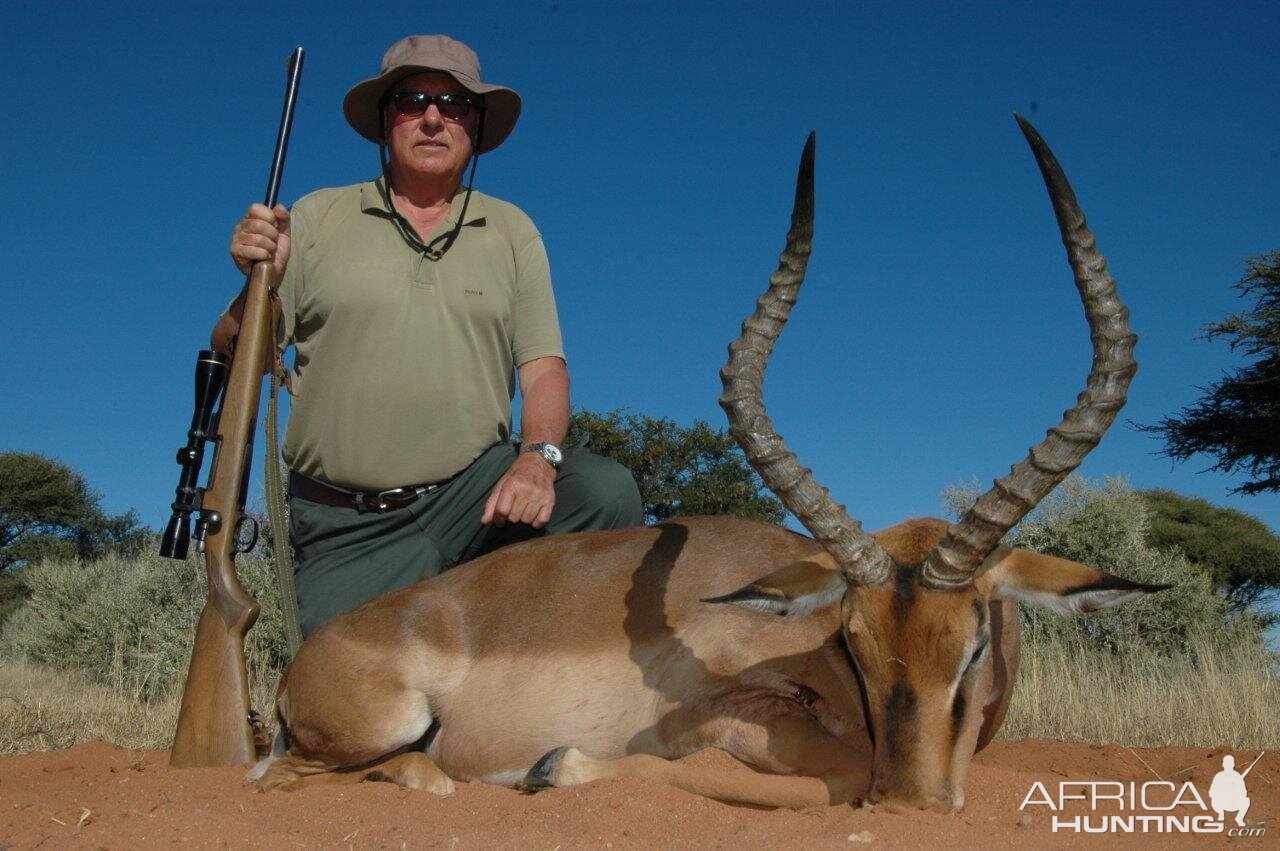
left=511, top=232, right=565, bottom=367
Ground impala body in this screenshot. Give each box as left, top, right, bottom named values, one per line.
left=251, top=117, right=1161, bottom=811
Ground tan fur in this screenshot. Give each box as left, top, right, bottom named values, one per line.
left=255, top=515, right=1152, bottom=811
left=872, top=517, right=951, bottom=564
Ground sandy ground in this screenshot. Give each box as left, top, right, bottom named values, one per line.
left=0, top=740, right=1273, bottom=849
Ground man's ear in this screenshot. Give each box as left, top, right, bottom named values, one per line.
left=702, top=553, right=846, bottom=618
left=978, top=547, right=1170, bottom=615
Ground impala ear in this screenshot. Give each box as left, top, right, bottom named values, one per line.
left=702, top=553, right=846, bottom=618
left=979, top=547, right=1170, bottom=615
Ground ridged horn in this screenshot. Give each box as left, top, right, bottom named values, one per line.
left=720, top=133, right=893, bottom=587
left=920, top=114, right=1139, bottom=590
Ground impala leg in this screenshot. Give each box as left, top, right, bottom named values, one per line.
left=523, top=712, right=868, bottom=809
left=254, top=751, right=455, bottom=795
left=724, top=712, right=871, bottom=805
left=524, top=747, right=839, bottom=809
left=362, top=751, right=455, bottom=794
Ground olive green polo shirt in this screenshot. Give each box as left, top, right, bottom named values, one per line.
left=277, top=179, right=564, bottom=490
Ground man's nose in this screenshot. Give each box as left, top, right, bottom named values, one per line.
left=420, top=104, right=445, bottom=126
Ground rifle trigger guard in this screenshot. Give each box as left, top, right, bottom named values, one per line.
left=234, top=515, right=260, bottom=554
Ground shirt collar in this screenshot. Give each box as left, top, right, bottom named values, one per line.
left=360, top=177, right=487, bottom=227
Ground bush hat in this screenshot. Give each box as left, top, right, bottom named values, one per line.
left=343, top=35, right=521, bottom=153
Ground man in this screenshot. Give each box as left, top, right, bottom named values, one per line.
left=217, top=35, right=643, bottom=637
left=1209, top=754, right=1252, bottom=827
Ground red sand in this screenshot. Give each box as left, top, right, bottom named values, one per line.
left=0, top=740, right=1273, bottom=848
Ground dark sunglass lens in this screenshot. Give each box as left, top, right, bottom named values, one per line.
left=391, top=92, right=427, bottom=114
left=437, top=94, right=471, bottom=119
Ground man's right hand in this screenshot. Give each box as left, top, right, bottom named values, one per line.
left=213, top=203, right=292, bottom=354
left=230, top=203, right=291, bottom=277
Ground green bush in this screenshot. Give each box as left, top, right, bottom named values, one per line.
left=943, top=476, right=1269, bottom=658
left=568, top=408, right=786, bottom=525
left=0, top=567, right=32, bottom=633
left=0, top=547, right=287, bottom=701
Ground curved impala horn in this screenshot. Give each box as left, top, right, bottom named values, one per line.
left=920, top=115, right=1139, bottom=590
left=720, top=133, right=893, bottom=587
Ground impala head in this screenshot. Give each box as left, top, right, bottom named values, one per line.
left=711, top=120, right=1164, bottom=811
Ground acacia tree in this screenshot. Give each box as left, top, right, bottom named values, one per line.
left=1145, top=251, right=1280, bottom=494
left=567, top=409, right=785, bottom=526
left=0, top=452, right=146, bottom=571
left=1140, top=489, right=1280, bottom=617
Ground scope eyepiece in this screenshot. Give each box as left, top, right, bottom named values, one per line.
left=160, top=512, right=191, bottom=559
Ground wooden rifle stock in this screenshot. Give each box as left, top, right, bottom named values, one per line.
left=169, top=259, right=276, bottom=767
left=169, top=47, right=303, bottom=768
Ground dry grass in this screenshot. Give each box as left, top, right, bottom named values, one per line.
left=1001, top=629, right=1280, bottom=748
left=0, top=657, right=279, bottom=754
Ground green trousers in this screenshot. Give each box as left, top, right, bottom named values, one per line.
left=289, top=442, right=643, bottom=637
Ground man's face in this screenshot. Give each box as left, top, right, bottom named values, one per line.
left=383, top=72, right=478, bottom=187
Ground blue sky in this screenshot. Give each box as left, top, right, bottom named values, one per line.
left=1, top=1, right=1277, bottom=540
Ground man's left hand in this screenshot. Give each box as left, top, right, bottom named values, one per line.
left=482, top=451, right=557, bottom=528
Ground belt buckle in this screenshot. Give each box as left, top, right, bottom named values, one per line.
left=358, top=486, right=424, bottom=512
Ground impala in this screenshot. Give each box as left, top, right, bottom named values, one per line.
left=250, top=116, right=1161, bottom=812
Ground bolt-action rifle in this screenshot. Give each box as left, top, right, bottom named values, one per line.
left=159, top=47, right=304, bottom=768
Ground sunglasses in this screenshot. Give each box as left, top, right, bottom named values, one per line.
left=385, top=91, right=477, bottom=122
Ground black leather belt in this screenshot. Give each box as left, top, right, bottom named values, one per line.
left=289, top=471, right=445, bottom=512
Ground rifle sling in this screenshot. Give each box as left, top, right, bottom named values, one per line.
left=267, top=288, right=303, bottom=656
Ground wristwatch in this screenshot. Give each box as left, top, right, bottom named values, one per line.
left=522, top=441, right=564, bottom=470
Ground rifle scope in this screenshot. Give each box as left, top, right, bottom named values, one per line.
left=160, top=350, right=229, bottom=559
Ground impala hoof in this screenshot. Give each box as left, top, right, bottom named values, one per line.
left=522, top=746, right=575, bottom=792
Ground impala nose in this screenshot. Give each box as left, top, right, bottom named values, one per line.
left=866, top=784, right=957, bottom=814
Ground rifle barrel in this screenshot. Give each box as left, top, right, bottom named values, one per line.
left=263, top=47, right=305, bottom=210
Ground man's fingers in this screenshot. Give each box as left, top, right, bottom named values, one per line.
left=239, top=219, right=280, bottom=240
left=246, top=202, right=277, bottom=222
left=240, top=206, right=287, bottom=240
left=510, top=485, right=552, bottom=528
left=233, top=226, right=278, bottom=259
left=507, top=492, right=537, bottom=527
left=236, top=233, right=277, bottom=254
left=515, top=497, right=540, bottom=527
left=481, top=488, right=501, bottom=525
left=231, top=238, right=276, bottom=264
left=491, top=487, right=517, bottom=528
left=484, top=463, right=556, bottom=531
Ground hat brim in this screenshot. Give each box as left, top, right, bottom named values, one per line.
left=343, top=67, right=521, bottom=153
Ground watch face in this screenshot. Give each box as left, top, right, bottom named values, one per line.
left=525, top=442, right=563, bottom=467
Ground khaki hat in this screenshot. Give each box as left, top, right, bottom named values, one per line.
left=343, top=35, right=521, bottom=153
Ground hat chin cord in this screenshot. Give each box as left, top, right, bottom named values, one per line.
left=376, top=103, right=486, bottom=258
